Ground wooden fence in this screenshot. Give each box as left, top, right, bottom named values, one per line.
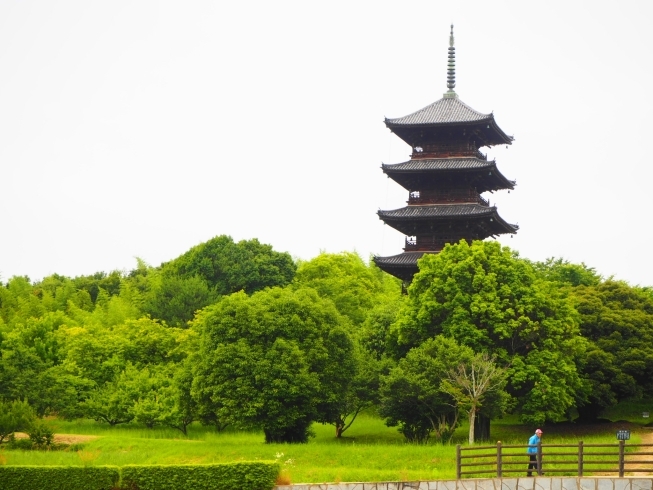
left=456, top=442, right=653, bottom=479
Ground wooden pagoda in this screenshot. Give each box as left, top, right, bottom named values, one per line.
left=374, top=26, right=517, bottom=283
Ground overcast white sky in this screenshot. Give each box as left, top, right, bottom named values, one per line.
left=1, top=0, right=652, bottom=286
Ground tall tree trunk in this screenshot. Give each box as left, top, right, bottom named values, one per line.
left=335, top=421, right=344, bottom=438
left=468, top=408, right=476, bottom=444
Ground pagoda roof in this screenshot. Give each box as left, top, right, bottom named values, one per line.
left=374, top=251, right=429, bottom=266
left=380, top=203, right=496, bottom=219
left=386, top=96, right=491, bottom=126
left=378, top=204, right=518, bottom=236
left=384, top=96, right=513, bottom=147
left=373, top=252, right=429, bottom=282
left=381, top=157, right=515, bottom=192
left=383, top=157, right=494, bottom=172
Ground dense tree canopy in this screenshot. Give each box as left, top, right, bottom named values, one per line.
left=393, top=240, right=587, bottom=425
left=293, top=252, right=399, bottom=326
left=2, top=235, right=653, bottom=445
left=379, top=336, right=474, bottom=443
left=161, top=235, right=296, bottom=296
left=192, top=287, right=355, bottom=443
left=571, top=280, right=653, bottom=421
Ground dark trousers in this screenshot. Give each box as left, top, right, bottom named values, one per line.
left=527, top=454, right=537, bottom=476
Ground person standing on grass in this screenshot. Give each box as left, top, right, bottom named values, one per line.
left=527, top=428, right=543, bottom=476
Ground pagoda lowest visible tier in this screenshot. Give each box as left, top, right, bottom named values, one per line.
left=374, top=26, right=518, bottom=283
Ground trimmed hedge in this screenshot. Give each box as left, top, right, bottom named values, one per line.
left=0, top=465, right=120, bottom=490
left=120, top=461, right=280, bottom=490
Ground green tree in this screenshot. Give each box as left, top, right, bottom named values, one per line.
left=192, top=287, right=354, bottom=443
left=293, top=252, right=399, bottom=326
left=393, top=240, right=587, bottom=425
left=81, top=363, right=154, bottom=426
left=533, top=258, right=601, bottom=287
left=142, top=275, right=216, bottom=328
left=441, top=352, right=509, bottom=443
left=0, top=399, right=36, bottom=443
left=321, top=345, right=390, bottom=438
left=163, top=235, right=296, bottom=296
left=359, top=299, right=405, bottom=360
left=158, top=360, right=197, bottom=435
left=379, top=336, right=474, bottom=443
left=71, top=271, right=123, bottom=304
left=0, top=330, right=49, bottom=411
left=571, top=280, right=653, bottom=421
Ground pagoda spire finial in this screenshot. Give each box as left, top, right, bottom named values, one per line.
left=444, top=24, right=458, bottom=98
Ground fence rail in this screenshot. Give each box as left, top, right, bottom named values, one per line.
left=456, top=442, right=653, bottom=479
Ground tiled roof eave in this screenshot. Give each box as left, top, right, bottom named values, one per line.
left=382, top=157, right=496, bottom=172
left=377, top=205, right=519, bottom=234
left=384, top=97, right=493, bottom=126
left=378, top=204, right=497, bottom=219
left=385, top=117, right=493, bottom=128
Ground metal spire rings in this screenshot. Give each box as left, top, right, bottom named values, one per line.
left=445, top=24, right=457, bottom=98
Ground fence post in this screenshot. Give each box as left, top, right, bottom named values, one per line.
left=497, top=441, right=502, bottom=478
left=619, top=440, right=625, bottom=478
left=578, top=441, right=583, bottom=476
left=537, top=442, right=543, bottom=476
left=456, top=444, right=461, bottom=480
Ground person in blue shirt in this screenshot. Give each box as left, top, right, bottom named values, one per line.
left=527, top=429, right=543, bottom=476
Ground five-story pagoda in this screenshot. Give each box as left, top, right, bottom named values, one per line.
left=374, top=26, right=518, bottom=283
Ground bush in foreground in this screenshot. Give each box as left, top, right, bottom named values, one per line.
left=121, top=462, right=280, bottom=490
left=0, top=466, right=120, bottom=490
left=0, top=462, right=280, bottom=490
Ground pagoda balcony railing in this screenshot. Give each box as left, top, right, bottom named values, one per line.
left=408, top=192, right=489, bottom=206
left=405, top=236, right=467, bottom=252
left=412, top=147, right=487, bottom=160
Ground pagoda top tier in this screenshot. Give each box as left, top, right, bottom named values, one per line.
left=384, top=25, right=513, bottom=149
left=385, top=97, right=513, bottom=147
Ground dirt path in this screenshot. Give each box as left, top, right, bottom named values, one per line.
left=625, top=428, right=653, bottom=475
left=13, top=432, right=98, bottom=444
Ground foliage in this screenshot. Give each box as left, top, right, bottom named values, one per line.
left=359, top=299, right=405, bottom=360
left=379, top=336, right=474, bottom=443
left=5, top=231, right=653, bottom=448
left=293, top=252, right=400, bottom=326
left=27, top=419, right=55, bottom=448
left=120, top=462, right=280, bottom=490
left=533, top=258, right=602, bottom=287
left=157, top=360, right=198, bottom=435
left=80, top=364, right=160, bottom=426
left=71, top=271, right=123, bottom=303
left=192, top=287, right=355, bottom=443
left=0, top=466, right=121, bottom=490
left=142, top=274, right=216, bottom=328
left=2, top=411, right=644, bottom=483
left=162, top=235, right=296, bottom=296
left=0, top=399, right=36, bottom=443
left=393, top=240, right=587, bottom=425
left=570, top=280, right=653, bottom=421
left=321, top=346, right=391, bottom=438
left=441, top=352, right=509, bottom=443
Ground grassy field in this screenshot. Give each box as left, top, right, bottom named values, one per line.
left=1, top=407, right=651, bottom=484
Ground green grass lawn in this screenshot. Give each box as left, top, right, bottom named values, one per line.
left=1, top=408, right=650, bottom=484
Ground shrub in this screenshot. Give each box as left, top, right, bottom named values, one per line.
left=0, top=465, right=120, bottom=490
left=27, top=419, right=55, bottom=447
left=120, top=461, right=280, bottom=490
left=0, top=400, right=36, bottom=443
left=6, top=438, right=34, bottom=450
